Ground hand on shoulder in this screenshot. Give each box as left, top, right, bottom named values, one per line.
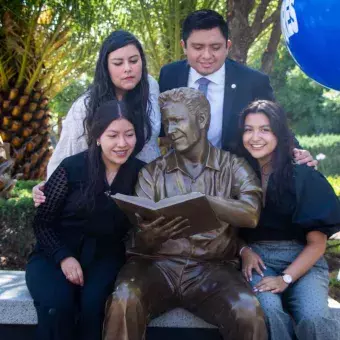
left=293, top=148, right=318, bottom=167
left=32, top=181, right=46, bottom=207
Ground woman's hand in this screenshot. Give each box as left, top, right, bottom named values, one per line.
left=254, top=276, right=288, bottom=294
left=32, top=181, right=46, bottom=207
left=60, top=257, right=84, bottom=286
left=241, top=247, right=266, bottom=281
left=293, top=148, right=318, bottom=167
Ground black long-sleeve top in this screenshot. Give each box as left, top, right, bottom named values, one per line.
left=32, top=151, right=145, bottom=266
left=241, top=165, right=340, bottom=243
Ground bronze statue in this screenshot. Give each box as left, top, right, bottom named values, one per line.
left=103, top=88, right=267, bottom=340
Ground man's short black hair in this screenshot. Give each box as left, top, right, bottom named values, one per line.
left=182, top=9, right=228, bottom=45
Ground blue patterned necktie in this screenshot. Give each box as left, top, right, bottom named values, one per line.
left=197, top=77, right=210, bottom=97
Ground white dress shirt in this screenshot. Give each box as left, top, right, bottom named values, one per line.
left=47, top=75, right=161, bottom=178
left=188, top=64, right=225, bottom=148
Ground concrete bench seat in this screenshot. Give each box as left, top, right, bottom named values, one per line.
left=1, top=270, right=340, bottom=330
left=0, top=270, right=216, bottom=328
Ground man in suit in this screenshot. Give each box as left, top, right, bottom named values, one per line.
left=159, top=9, right=316, bottom=165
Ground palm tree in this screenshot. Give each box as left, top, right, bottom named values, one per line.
left=0, top=134, right=17, bottom=198
left=0, top=0, right=110, bottom=179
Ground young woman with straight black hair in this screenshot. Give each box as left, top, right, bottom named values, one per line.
left=26, top=100, right=145, bottom=340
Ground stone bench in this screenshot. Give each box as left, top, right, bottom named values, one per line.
left=0, top=270, right=215, bottom=328
left=1, top=270, right=340, bottom=339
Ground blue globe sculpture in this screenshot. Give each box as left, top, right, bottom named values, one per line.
left=281, top=0, right=340, bottom=91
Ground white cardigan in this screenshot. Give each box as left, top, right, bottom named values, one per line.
left=47, top=75, right=161, bottom=178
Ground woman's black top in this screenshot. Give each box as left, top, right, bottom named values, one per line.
left=241, top=164, right=340, bottom=243
left=32, top=151, right=145, bottom=266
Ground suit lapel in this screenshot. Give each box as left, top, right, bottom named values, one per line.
left=178, top=60, right=190, bottom=87
left=222, top=59, right=238, bottom=148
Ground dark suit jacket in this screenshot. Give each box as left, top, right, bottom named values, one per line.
left=159, top=58, right=275, bottom=151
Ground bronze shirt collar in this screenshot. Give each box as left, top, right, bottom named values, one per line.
left=165, top=143, right=221, bottom=177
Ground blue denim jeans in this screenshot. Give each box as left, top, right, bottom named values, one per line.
left=248, top=240, right=340, bottom=340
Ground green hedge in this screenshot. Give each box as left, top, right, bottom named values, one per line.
left=298, top=134, right=340, bottom=177
left=0, top=181, right=38, bottom=268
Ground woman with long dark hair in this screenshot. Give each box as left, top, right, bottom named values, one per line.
left=52, top=29, right=159, bottom=170
left=33, top=30, right=160, bottom=204
left=26, top=100, right=145, bottom=340
left=237, top=100, right=340, bottom=340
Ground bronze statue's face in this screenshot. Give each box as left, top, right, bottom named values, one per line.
left=162, top=102, right=202, bottom=153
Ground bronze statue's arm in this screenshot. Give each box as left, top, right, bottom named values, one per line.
left=207, top=196, right=259, bottom=228
left=207, top=156, right=262, bottom=228
left=132, top=165, right=189, bottom=252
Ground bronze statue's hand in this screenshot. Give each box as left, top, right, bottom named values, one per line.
left=135, top=214, right=190, bottom=249
left=241, top=247, right=266, bottom=282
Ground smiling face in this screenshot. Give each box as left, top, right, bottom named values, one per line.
left=182, top=27, right=230, bottom=76
left=98, top=118, right=136, bottom=169
left=162, top=102, right=204, bottom=154
left=242, top=113, right=278, bottom=166
left=107, top=44, right=142, bottom=99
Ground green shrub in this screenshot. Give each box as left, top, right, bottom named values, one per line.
left=298, top=134, right=340, bottom=177
left=328, top=176, right=340, bottom=197
left=0, top=180, right=38, bottom=268
left=327, top=240, right=340, bottom=255
left=330, top=277, right=340, bottom=289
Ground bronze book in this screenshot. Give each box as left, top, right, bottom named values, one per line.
left=111, top=192, right=221, bottom=237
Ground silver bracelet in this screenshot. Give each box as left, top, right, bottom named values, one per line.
left=239, top=246, right=251, bottom=256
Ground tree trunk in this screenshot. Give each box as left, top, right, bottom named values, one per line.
left=226, top=0, right=282, bottom=67
left=57, top=117, right=63, bottom=138
left=261, top=4, right=282, bottom=74
left=226, top=0, right=255, bottom=64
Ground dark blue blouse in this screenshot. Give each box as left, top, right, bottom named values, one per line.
left=241, top=165, right=340, bottom=243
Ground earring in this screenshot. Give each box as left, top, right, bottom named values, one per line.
left=96, top=141, right=100, bottom=146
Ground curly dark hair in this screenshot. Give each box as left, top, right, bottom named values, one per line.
left=159, top=87, right=211, bottom=130
left=84, top=30, right=151, bottom=156
left=237, top=100, right=295, bottom=200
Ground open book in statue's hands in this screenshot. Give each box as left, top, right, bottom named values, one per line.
left=111, top=192, right=221, bottom=238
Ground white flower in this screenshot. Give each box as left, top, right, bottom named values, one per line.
left=316, top=153, right=326, bottom=161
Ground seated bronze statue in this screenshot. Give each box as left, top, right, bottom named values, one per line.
left=103, top=88, right=267, bottom=340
